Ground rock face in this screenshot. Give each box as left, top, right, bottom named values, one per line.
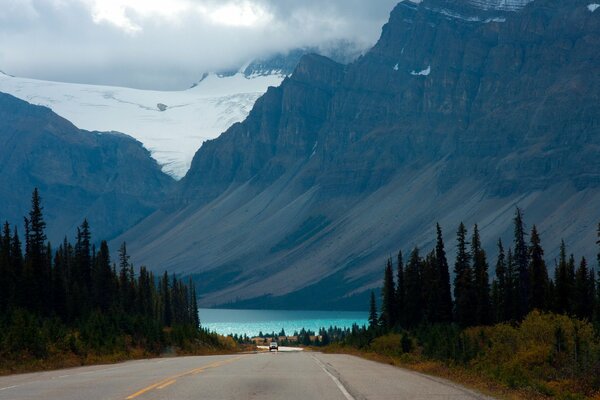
left=119, top=0, right=600, bottom=310
left=0, top=92, right=174, bottom=242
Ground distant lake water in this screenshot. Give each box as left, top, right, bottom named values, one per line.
left=199, top=308, right=368, bottom=337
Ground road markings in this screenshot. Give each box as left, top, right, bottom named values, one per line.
left=125, top=355, right=246, bottom=399
left=311, top=355, right=356, bottom=400
left=157, top=380, right=177, bottom=389
left=0, top=385, right=18, bottom=391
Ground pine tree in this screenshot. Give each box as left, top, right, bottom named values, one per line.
left=161, top=271, right=172, bottom=327
left=513, top=208, right=530, bottom=320
left=491, top=239, right=507, bottom=323
left=0, top=222, right=12, bottom=312
left=435, top=224, right=453, bottom=323
left=24, top=189, right=50, bottom=314
left=396, top=250, right=405, bottom=328
left=471, top=225, right=491, bottom=325
left=529, top=225, right=549, bottom=311
left=404, top=247, right=423, bottom=328
left=380, top=258, right=396, bottom=329
left=574, top=258, right=593, bottom=320
left=454, top=223, right=474, bottom=327
left=369, top=290, right=378, bottom=330
left=554, top=241, right=573, bottom=314
left=421, top=250, right=438, bottom=323
left=505, top=248, right=518, bottom=321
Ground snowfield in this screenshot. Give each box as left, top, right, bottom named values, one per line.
left=0, top=71, right=285, bottom=179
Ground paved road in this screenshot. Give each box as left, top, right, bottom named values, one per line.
left=0, top=351, right=491, bottom=399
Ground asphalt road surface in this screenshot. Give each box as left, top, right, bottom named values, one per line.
left=0, top=350, right=492, bottom=399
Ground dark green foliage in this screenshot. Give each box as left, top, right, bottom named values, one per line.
left=491, top=240, right=507, bottom=323
left=513, top=208, right=530, bottom=320
left=555, top=241, right=574, bottom=314
left=0, top=188, right=205, bottom=367
left=454, top=223, right=474, bottom=327
left=471, top=225, right=491, bottom=326
left=395, top=250, right=405, bottom=327
left=369, top=290, right=378, bottom=330
left=529, top=226, right=549, bottom=312
left=574, top=258, right=594, bottom=320
left=435, top=224, right=453, bottom=323
left=404, top=247, right=423, bottom=328
left=380, top=258, right=396, bottom=329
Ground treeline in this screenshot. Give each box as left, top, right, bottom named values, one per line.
left=0, top=189, right=217, bottom=369
left=371, top=209, right=600, bottom=330
left=342, top=210, right=600, bottom=397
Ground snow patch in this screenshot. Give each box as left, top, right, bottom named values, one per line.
left=411, top=66, right=431, bottom=76
left=0, top=72, right=284, bottom=179
left=588, top=4, right=600, bottom=12
left=393, top=63, right=399, bottom=71
left=467, top=0, right=534, bottom=12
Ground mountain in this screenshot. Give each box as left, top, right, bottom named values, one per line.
left=115, top=0, right=600, bottom=310
left=0, top=92, right=174, bottom=242
left=0, top=43, right=363, bottom=180
left=0, top=70, right=283, bottom=180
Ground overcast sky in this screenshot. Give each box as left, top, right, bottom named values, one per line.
left=0, top=0, right=400, bottom=90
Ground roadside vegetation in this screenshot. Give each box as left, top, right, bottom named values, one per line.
left=0, top=189, right=234, bottom=375
left=324, top=211, right=600, bottom=399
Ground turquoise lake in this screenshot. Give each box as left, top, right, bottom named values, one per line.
left=199, top=309, right=368, bottom=337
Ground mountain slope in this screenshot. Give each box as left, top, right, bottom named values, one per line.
left=119, top=0, right=600, bottom=309
left=0, top=92, right=174, bottom=242
left=0, top=71, right=283, bottom=179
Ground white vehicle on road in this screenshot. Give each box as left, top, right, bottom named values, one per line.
left=269, top=342, right=279, bottom=352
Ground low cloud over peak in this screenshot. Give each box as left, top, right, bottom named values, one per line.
left=0, top=0, right=399, bottom=90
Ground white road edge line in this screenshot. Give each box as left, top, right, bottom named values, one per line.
left=311, top=355, right=355, bottom=400
left=0, top=385, right=18, bottom=391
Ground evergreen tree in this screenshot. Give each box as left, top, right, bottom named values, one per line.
left=554, top=241, right=573, bottom=314
left=161, top=271, right=172, bottom=326
left=529, top=225, right=549, bottom=311
left=421, top=250, right=438, bottom=323
left=435, top=224, right=453, bottom=323
left=513, top=208, right=530, bottom=320
left=454, top=223, right=474, bottom=327
left=471, top=225, right=491, bottom=326
left=404, top=247, right=423, bottom=328
left=491, top=239, right=507, bottom=323
left=574, top=258, right=594, bottom=320
left=368, top=290, right=378, bottom=330
left=396, top=250, right=405, bottom=327
left=0, top=222, right=12, bottom=312
left=380, top=257, right=396, bottom=329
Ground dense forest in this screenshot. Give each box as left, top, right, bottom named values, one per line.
left=328, top=210, right=600, bottom=398
left=0, top=189, right=224, bottom=372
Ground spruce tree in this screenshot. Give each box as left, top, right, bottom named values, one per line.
left=454, top=223, right=474, bottom=327
left=396, top=250, right=405, bottom=327
left=404, top=247, right=423, bottom=328
left=380, top=258, right=396, bottom=329
left=471, top=225, right=491, bottom=325
left=0, top=222, right=11, bottom=312
left=574, top=257, right=593, bottom=320
left=435, top=224, right=453, bottom=323
left=513, top=208, right=530, bottom=320
left=369, top=290, right=378, bottom=330
left=161, top=271, right=172, bottom=327
left=421, top=250, right=438, bottom=323
left=529, top=225, right=549, bottom=311
left=554, top=241, right=573, bottom=314
left=505, top=248, right=518, bottom=320
left=492, top=239, right=507, bottom=322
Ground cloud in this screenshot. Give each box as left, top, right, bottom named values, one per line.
left=0, top=0, right=399, bottom=89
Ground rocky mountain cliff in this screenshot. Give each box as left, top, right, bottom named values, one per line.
left=0, top=92, right=174, bottom=242
left=119, top=0, right=600, bottom=310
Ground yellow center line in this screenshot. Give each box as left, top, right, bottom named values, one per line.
left=125, top=355, right=246, bottom=399
left=157, top=380, right=177, bottom=390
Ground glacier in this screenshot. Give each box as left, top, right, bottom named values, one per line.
left=0, top=71, right=284, bottom=179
